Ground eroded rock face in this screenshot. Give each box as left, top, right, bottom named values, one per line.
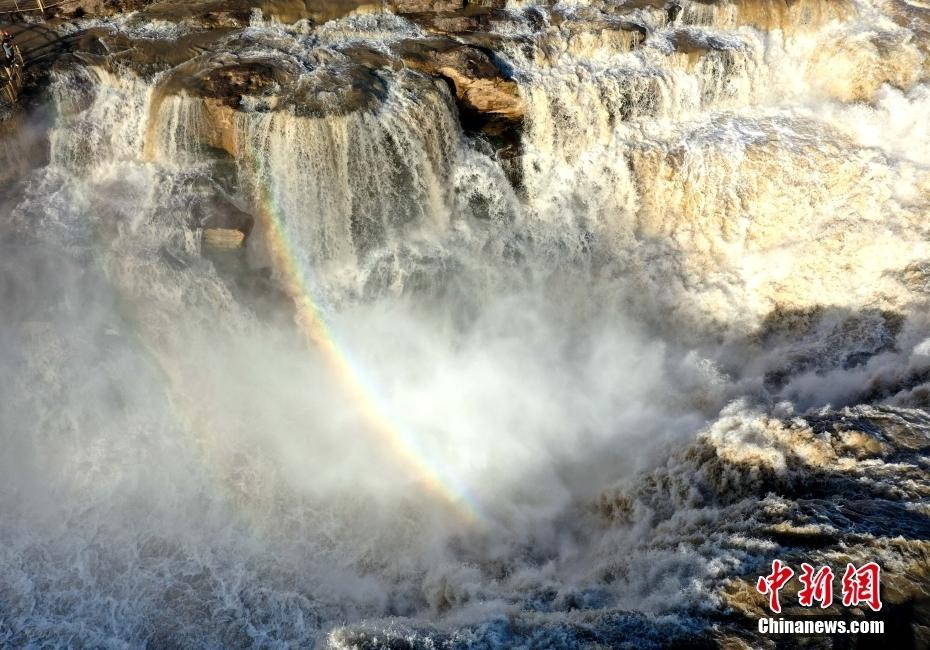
left=59, top=18, right=522, bottom=143
left=187, top=61, right=291, bottom=106
left=598, top=405, right=930, bottom=646
left=61, top=0, right=383, bottom=24
left=203, top=227, right=246, bottom=249
left=38, top=0, right=526, bottom=134
left=389, top=0, right=467, bottom=14
left=393, top=37, right=523, bottom=120
left=161, top=54, right=387, bottom=116
left=164, top=36, right=522, bottom=125
left=59, top=0, right=155, bottom=19
left=164, top=0, right=381, bottom=25
left=195, top=194, right=254, bottom=235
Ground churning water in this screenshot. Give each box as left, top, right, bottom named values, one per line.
left=1, top=0, right=929, bottom=647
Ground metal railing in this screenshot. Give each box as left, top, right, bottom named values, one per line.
left=3, top=1, right=43, bottom=14
left=0, top=0, right=82, bottom=105
left=0, top=0, right=79, bottom=15
left=2, top=43, right=23, bottom=103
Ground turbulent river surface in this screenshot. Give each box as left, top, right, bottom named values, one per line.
left=1, top=0, right=929, bottom=647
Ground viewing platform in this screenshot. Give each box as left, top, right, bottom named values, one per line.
left=1, top=40, right=22, bottom=104
left=0, top=0, right=70, bottom=14
left=0, top=1, right=82, bottom=107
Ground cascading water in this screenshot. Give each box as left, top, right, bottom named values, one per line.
left=1, top=0, right=928, bottom=647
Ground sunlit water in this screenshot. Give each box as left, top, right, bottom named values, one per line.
left=1, top=0, right=928, bottom=647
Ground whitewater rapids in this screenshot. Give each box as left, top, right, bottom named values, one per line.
left=0, top=0, right=928, bottom=647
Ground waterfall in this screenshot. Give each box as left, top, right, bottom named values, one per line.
left=510, top=0, right=930, bottom=327
left=1, top=0, right=928, bottom=646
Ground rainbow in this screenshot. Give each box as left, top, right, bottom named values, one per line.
left=251, top=170, right=486, bottom=526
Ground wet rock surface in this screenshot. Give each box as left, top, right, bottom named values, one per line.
left=1, top=0, right=929, bottom=647
left=28, top=6, right=523, bottom=135
left=392, top=37, right=523, bottom=120
left=597, top=405, right=930, bottom=647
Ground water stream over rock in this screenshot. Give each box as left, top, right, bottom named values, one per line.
left=0, top=0, right=928, bottom=647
